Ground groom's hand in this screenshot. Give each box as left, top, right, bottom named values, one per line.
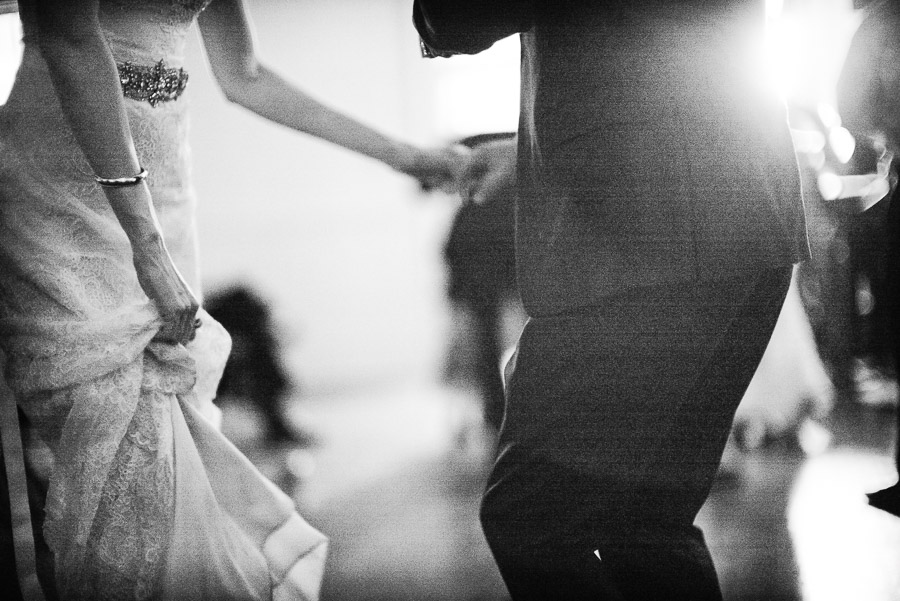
left=459, top=137, right=517, bottom=205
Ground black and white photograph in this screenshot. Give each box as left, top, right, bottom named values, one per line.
left=0, top=0, right=898, bottom=599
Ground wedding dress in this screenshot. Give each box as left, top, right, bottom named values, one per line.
left=0, top=1, right=327, bottom=599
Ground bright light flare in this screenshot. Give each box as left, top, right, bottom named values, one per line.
left=817, top=102, right=842, bottom=129
left=817, top=171, right=843, bottom=200
left=791, top=129, right=826, bottom=155
left=765, top=0, right=784, bottom=17
left=788, top=451, right=900, bottom=601
left=761, top=16, right=806, bottom=100
left=759, top=3, right=863, bottom=105
left=828, top=126, right=856, bottom=164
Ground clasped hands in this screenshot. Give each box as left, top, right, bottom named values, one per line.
left=411, top=136, right=517, bottom=205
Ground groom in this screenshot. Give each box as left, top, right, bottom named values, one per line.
left=415, top=1, right=809, bottom=599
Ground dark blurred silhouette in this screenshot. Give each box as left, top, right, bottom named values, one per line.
left=0, top=405, right=57, bottom=601
left=444, top=132, right=519, bottom=432
left=205, top=286, right=308, bottom=446
left=789, top=105, right=893, bottom=402
left=837, top=0, right=900, bottom=516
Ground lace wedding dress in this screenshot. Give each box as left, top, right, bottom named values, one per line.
left=0, top=1, right=326, bottom=599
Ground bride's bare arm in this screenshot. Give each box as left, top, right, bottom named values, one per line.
left=25, top=0, right=199, bottom=344
left=197, top=0, right=464, bottom=189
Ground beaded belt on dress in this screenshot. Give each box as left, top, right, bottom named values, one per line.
left=117, top=59, right=188, bottom=107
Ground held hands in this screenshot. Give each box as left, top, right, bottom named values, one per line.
left=131, top=233, right=200, bottom=346
left=397, top=137, right=517, bottom=204
left=399, top=145, right=471, bottom=194
left=457, top=137, right=517, bottom=205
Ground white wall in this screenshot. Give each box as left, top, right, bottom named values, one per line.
left=184, top=0, right=517, bottom=394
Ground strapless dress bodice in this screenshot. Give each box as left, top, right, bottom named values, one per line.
left=16, top=0, right=211, bottom=67
left=97, top=0, right=212, bottom=66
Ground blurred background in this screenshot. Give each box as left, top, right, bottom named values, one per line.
left=1, top=0, right=899, bottom=599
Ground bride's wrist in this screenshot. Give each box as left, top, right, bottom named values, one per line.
left=104, top=187, right=163, bottom=244
left=129, top=232, right=169, bottom=266
left=387, top=142, right=419, bottom=175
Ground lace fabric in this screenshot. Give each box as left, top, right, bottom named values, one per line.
left=0, top=2, right=326, bottom=599
left=25, top=325, right=230, bottom=601
left=42, top=357, right=175, bottom=601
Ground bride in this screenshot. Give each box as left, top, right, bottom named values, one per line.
left=0, top=0, right=463, bottom=598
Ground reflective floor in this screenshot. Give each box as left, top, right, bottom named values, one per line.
left=223, top=385, right=900, bottom=601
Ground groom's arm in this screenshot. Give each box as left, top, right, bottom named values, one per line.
left=413, top=0, right=535, bottom=56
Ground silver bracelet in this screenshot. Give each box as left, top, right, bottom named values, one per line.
left=95, top=167, right=148, bottom=188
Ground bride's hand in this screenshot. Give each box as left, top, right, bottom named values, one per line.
left=131, top=234, right=200, bottom=345
left=399, top=145, right=470, bottom=194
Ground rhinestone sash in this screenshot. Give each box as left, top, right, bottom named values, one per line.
left=117, top=60, right=188, bottom=106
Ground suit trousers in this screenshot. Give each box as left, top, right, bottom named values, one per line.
left=480, top=266, right=793, bottom=600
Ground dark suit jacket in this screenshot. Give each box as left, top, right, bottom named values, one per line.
left=415, top=0, right=809, bottom=317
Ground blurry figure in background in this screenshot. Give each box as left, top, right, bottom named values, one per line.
left=778, top=0, right=897, bottom=406
left=443, top=132, right=521, bottom=432
left=793, top=94, right=896, bottom=406
left=204, top=286, right=309, bottom=446
left=837, top=0, right=900, bottom=516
